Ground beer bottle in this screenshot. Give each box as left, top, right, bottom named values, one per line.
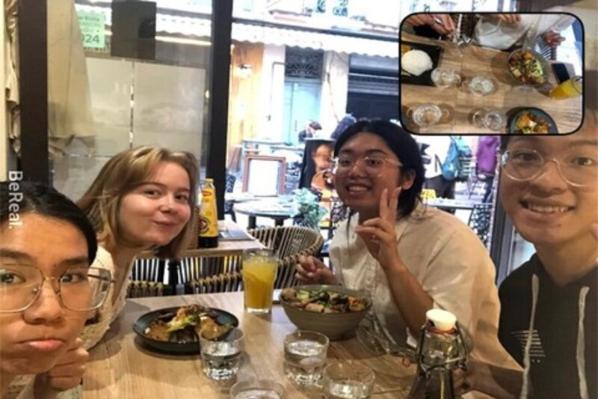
left=198, top=178, right=219, bottom=248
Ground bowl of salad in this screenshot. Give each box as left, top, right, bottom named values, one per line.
left=508, top=107, right=558, bottom=134
left=507, top=48, right=549, bottom=86
left=280, top=285, right=371, bottom=340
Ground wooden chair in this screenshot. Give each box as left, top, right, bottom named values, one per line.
left=248, top=225, right=324, bottom=289
left=186, top=272, right=243, bottom=294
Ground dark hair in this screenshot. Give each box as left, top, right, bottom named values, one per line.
left=308, top=121, right=322, bottom=130
left=333, top=120, right=425, bottom=217
left=330, top=115, right=357, bottom=140
left=1, top=181, right=98, bottom=263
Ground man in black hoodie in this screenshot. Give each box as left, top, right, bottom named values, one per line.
left=496, top=112, right=597, bottom=398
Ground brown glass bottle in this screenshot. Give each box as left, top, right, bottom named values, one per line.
left=198, top=178, right=219, bottom=248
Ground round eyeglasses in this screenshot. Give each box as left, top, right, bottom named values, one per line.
left=331, top=155, right=402, bottom=176
left=501, top=148, right=598, bottom=187
left=0, top=264, right=112, bottom=313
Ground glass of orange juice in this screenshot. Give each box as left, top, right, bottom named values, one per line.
left=242, top=249, right=279, bottom=314
left=550, top=76, right=582, bottom=99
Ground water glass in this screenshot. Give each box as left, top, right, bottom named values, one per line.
left=242, top=249, right=279, bottom=314
left=407, top=104, right=449, bottom=128
left=230, top=379, right=285, bottom=399
left=323, top=361, right=375, bottom=399
left=431, top=68, right=461, bottom=88
left=466, top=75, right=497, bottom=96
left=472, top=109, right=506, bottom=132
left=283, top=330, right=329, bottom=387
left=200, top=328, right=244, bottom=381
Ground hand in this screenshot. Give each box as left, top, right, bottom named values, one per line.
left=295, top=255, right=336, bottom=284
left=453, top=360, right=523, bottom=399
left=405, top=14, right=455, bottom=36
left=542, top=31, right=565, bottom=47
left=354, top=187, right=401, bottom=270
left=495, top=14, right=521, bottom=24
left=43, top=338, right=89, bottom=391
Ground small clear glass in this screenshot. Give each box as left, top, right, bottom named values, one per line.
left=284, top=330, right=329, bottom=387
left=431, top=68, right=461, bottom=89
left=229, top=379, right=285, bottom=399
left=472, top=109, right=506, bottom=132
left=466, top=75, right=497, bottom=96
left=323, top=360, right=375, bottom=399
left=200, top=328, right=244, bottom=381
left=407, top=104, right=449, bottom=128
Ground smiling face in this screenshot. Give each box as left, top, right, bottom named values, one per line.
left=0, top=214, right=89, bottom=375
left=117, top=161, right=192, bottom=248
left=499, top=125, right=598, bottom=249
left=334, top=132, right=414, bottom=220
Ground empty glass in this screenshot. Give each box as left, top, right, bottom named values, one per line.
left=323, top=361, right=375, bottom=399
left=431, top=68, right=461, bottom=88
left=407, top=104, right=449, bottom=128
left=284, top=330, right=329, bottom=387
left=200, top=328, right=244, bottom=381
left=230, top=379, right=285, bottom=399
left=472, top=109, right=506, bottom=132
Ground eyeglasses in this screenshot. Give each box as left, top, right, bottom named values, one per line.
left=332, top=155, right=402, bottom=176
left=0, top=264, right=112, bottom=313
left=501, top=148, right=598, bottom=187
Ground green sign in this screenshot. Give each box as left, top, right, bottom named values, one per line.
left=77, top=10, right=106, bottom=49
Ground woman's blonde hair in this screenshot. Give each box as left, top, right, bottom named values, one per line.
left=78, top=146, right=198, bottom=258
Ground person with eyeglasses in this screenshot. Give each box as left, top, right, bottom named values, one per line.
left=495, top=113, right=597, bottom=399
left=295, top=120, right=521, bottom=391
left=0, top=181, right=111, bottom=399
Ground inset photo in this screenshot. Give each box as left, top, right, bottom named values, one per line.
left=399, top=12, right=584, bottom=134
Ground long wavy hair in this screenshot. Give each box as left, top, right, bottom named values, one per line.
left=78, top=146, right=198, bottom=259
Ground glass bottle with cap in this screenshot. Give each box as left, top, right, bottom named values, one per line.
left=198, top=178, right=219, bottom=248
left=408, top=309, right=469, bottom=399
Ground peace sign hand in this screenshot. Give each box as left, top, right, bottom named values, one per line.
left=354, top=187, right=402, bottom=270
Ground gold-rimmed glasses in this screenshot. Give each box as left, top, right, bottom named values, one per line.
left=0, top=264, right=112, bottom=313
left=501, top=148, right=598, bottom=187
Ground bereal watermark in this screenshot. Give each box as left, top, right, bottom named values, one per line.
left=7, top=171, right=24, bottom=228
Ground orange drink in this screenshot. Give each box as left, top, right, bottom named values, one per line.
left=242, top=249, right=278, bottom=314
left=550, top=76, right=582, bottom=99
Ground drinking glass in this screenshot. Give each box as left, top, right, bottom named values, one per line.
left=466, top=75, right=497, bottom=96
left=550, top=76, right=582, bottom=99
left=472, top=109, right=506, bottom=132
left=283, top=330, right=329, bottom=387
left=407, top=104, right=449, bottom=128
left=242, top=249, right=279, bottom=314
left=230, top=379, right=285, bottom=399
left=431, top=68, right=461, bottom=89
left=323, top=361, right=375, bottom=399
left=200, top=328, right=244, bottom=381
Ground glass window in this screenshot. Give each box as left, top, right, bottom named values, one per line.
left=49, top=0, right=213, bottom=199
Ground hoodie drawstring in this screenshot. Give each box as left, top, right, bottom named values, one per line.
left=577, top=286, right=590, bottom=399
left=520, top=274, right=539, bottom=399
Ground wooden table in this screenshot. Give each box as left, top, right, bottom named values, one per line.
left=84, top=292, right=415, bottom=398
left=400, top=32, right=582, bottom=134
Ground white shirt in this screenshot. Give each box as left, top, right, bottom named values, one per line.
left=330, top=204, right=519, bottom=370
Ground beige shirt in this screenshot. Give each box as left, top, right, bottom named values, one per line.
left=81, top=246, right=132, bottom=350
left=330, top=204, right=519, bottom=370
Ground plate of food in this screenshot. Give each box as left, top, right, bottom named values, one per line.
left=508, top=107, right=558, bottom=134
left=401, top=41, right=443, bottom=86
left=133, top=304, right=238, bottom=355
left=507, top=48, right=549, bottom=86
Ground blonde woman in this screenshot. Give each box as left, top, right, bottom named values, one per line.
left=78, top=146, right=198, bottom=349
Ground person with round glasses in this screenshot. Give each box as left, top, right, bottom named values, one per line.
left=296, top=120, right=520, bottom=386
left=0, top=181, right=111, bottom=399
left=496, top=112, right=597, bottom=399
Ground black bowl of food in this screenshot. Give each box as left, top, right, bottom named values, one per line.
left=133, top=304, right=238, bottom=355
left=280, top=285, right=371, bottom=341
left=508, top=107, right=558, bottom=134
left=507, top=48, right=549, bottom=86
